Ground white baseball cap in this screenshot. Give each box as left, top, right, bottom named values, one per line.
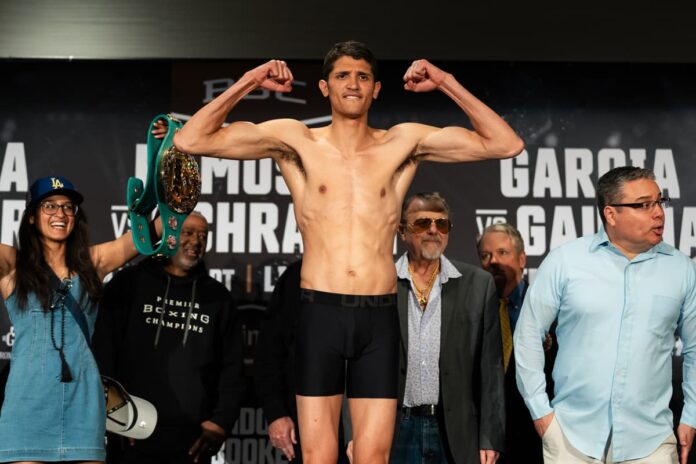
left=103, top=376, right=158, bottom=439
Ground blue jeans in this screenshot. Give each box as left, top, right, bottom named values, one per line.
left=391, top=411, right=451, bottom=464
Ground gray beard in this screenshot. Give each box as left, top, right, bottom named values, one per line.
left=421, top=248, right=443, bottom=261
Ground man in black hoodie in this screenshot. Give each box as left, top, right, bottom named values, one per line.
left=93, top=212, right=244, bottom=464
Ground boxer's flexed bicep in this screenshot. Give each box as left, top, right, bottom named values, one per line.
left=400, top=59, right=524, bottom=162
left=174, top=60, right=297, bottom=160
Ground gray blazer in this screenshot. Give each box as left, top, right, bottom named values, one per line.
left=394, top=258, right=505, bottom=463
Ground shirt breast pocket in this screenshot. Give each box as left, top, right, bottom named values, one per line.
left=648, top=294, right=681, bottom=337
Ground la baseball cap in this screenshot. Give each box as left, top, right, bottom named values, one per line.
left=26, top=175, right=84, bottom=209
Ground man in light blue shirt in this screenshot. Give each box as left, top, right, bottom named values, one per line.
left=514, top=166, right=696, bottom=464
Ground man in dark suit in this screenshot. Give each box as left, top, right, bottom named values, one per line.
left=391, top=192, right=505, bottom=464
left=255, top=260, right=303, bottom=462
left=477, top=222, right=554, bottom=464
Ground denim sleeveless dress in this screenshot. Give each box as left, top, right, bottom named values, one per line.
left=0, top=278, right=106, bottom=462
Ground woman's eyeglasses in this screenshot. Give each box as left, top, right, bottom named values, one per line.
left=40, top=202, right=78, bottom=217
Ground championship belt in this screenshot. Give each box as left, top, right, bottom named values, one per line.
left=127, top=114, right=201, bottom=256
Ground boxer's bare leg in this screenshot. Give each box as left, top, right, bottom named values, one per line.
left=296, top=394, right=343, bottom=463
left=349, top=398, right=397, bottom=464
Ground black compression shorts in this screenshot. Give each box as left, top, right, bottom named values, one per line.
left=295, top=289, right=399, bottom=399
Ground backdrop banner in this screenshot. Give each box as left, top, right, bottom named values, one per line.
left=1, top=59, right=695, bottom=463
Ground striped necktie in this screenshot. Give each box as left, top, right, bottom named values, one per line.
left=499, top=298, right=513, bottom=372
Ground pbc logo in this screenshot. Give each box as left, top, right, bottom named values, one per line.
left=2, top=326, right=14, bottom=348
left=51, top=177, right=64, bottom=189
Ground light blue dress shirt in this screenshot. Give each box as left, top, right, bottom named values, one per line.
left=514, top=227, right=696, bottom=461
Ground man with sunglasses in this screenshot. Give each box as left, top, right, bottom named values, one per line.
left=392, top=192, right=504, bottom=464
left=514, top=166, right=696, bottom=464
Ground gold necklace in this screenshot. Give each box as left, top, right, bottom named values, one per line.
left=408, top=261, right=440, bottom=309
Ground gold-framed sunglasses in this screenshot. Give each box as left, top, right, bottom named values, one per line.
left=403, top=217, right=453, bottom=234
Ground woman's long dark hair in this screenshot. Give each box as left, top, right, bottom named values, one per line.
left=14, top=204, right=103, bottom=311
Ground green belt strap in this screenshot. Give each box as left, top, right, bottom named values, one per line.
left=127, top=113, right=201, bottom=256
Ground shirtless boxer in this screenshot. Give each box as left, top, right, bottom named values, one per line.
left=173, top=41, right=523, bottom=464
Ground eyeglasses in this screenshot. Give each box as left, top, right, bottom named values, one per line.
left=404, top=217, right=453, bottom=234
left=40, top=201, right=78, bottom=217
left=609, top=198, right=671, bottom=211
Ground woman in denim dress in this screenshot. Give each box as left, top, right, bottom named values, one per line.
left=0, top=176, right=147, bottom=463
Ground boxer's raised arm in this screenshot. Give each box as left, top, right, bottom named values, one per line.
left=174, top=60, right=297, bottom=161
left=403, top=59, right=524, bottom=163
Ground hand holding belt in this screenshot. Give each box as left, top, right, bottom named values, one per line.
left=127, top=114, right=201, bottom=256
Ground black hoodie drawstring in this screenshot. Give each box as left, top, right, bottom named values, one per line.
left=182, top=278, right=198, bottom=347
left=154, top=275, right=172, bottom=348
left=154, top=273, right=199, bottom=348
